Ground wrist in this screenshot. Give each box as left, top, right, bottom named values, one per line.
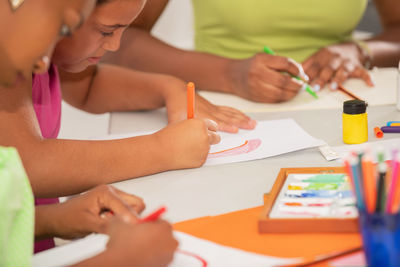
left=352, top=40, right=373, bottom=69
left=35, top=204, right=62, bottom=240
left=223, top=58, right=241, bottom=95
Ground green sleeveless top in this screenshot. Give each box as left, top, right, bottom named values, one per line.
left=192, top=0, right=367, bottom=62
left=0, top=147, right=34, bottom=267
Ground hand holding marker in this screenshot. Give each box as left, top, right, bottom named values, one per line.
left=263, top=46, right=318, bottom=99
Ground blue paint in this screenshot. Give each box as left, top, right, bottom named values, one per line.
left=285, top=190, right=354, bottom=198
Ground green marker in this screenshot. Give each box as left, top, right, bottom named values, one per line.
left=263, top=46, right=318, bottom=99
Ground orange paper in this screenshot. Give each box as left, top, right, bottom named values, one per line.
left=174, top=206, right=362, bottom=263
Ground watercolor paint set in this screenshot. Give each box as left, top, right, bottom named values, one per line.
left=259, top=167, right=359, bottom=233
left=269, top=173, right=357, bottom=219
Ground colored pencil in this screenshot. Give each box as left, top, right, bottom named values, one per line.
left=386, top=155, right=400, bottom=213
left=361, top=154, right=377, bottom=213
left=338, top=84, right=362, bottom=101
left=139, top=206, right=167, bottom=223
left=349, top=156, right=364, bottom=210
left=376, top=163, right=387, bottom=213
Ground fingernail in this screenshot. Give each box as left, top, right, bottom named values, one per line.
left=330, top=82, right=338, bottom=91
left=313, top=84, right=321, bottom=92
left=303, top=74, right=310, bottom=82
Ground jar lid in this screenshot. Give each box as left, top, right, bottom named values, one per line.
left=343, top=100, right=367, bottom=114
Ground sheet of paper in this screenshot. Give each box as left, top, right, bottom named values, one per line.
left=91, top=119, right=325, bottom=166
left=32, top=231, right=299, bottom=267
left=332, top=137, right=400, bottom=162
left=205, top=119, right=325, bottom=166
left=199, top=68, right=396, bottom=113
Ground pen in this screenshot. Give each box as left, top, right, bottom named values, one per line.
left=139, top=206, right=167, bottom=223
left=187, top=82, right=195, bottom=119
left=263, top=46, right=318, bottom=99
left=381, top=126, right=400, bottom=133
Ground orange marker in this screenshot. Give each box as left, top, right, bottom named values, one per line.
left=187, top=82, right=195, bottom=119
left=374, top=127, right=384, bottom=138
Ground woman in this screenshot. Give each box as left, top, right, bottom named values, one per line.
left=104, top=0, right=400, bottom=103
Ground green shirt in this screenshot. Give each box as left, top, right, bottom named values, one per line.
left=0, top=147, right=34, bottom=267
left=192, top=0, right=367, bottom=62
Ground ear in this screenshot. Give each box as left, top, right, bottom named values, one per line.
left=32, top=56, right=50, bottom=74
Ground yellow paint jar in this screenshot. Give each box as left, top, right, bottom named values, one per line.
left=342, top=100, right=368, bottom=144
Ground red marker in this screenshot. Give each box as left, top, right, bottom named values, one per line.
left=139, top=206, right=167, bottom=223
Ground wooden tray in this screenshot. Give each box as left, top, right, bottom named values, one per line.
left=259, top=167, right=359, bottom=233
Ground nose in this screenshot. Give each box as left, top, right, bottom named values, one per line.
left=102, top=33, right=122, bottom=52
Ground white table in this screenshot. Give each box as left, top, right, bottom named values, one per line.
left=109, top=105, right=400, bottom=223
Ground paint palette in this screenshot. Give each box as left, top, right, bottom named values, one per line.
left=269, top=173, right=357, bottom=219
left=259, top=167, right=359, bottom=233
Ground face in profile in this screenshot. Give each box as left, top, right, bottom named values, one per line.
left=53, top=0, right=146, bottom=73
left=0, top=0, right=96, bottom=87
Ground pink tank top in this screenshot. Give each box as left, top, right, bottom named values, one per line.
left=32, top=64, right=62, bottom=253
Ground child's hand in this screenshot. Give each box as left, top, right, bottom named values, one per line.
left=164, top=79, right=256, bottom=133
left=153, top=118, right=220, bottom=169
left=104, top=218, right=178, bottom=267
left=42, top=185, right=144, bottom=240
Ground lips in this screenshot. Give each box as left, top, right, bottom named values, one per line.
left=87, top=57, right=102, bottom=64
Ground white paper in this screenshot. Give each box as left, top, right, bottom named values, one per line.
left=205, top=119, right=325, bottom=166
left=32, top=231, right=299, bottom=267
left=91, top=119, right=325, bottom=166
left=199, top=68, right=397, bottom=113
left=170, top=232, right=300, bottom=267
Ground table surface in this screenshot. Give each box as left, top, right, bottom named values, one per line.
left=109, top=105, right=400, bottom=223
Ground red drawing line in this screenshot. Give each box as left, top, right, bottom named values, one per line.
left=208, top=139, right=262, bottom=159
left=209, top=140, right=249, bottom=155
left=177, top=249, right=208, bottom=267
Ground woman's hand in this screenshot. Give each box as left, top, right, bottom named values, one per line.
left=227, top=53, right=307, bottom=103
left=303, top=43, right=374, bottom=91
left=35, top=185, right=145, bottom=240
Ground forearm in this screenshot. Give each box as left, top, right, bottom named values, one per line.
left=366, top=27, right=400, bottom=67
left=366, top=0, right=400, bottom=67
left=61, top=64, right=179, bottom=113
left=103, top=27, right=235, bottom=93
left=16, top=135, right=165, bottom=197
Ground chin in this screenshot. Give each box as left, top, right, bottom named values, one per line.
left=60, top=62, right=90, bottom=73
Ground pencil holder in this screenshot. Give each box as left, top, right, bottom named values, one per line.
left=359, top=211, right=400, bottom=267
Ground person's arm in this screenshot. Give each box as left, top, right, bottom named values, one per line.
left=368, top=0, right=400, bottom=67
left=60, top=64, right=256, bottom=132
left=102, top=0, right=306, bottom=103
left=0, top=81, right=218, bottom=198
left=303, top=0, right=400, bottom=90
left=35, top=185, right=144, bottom=240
